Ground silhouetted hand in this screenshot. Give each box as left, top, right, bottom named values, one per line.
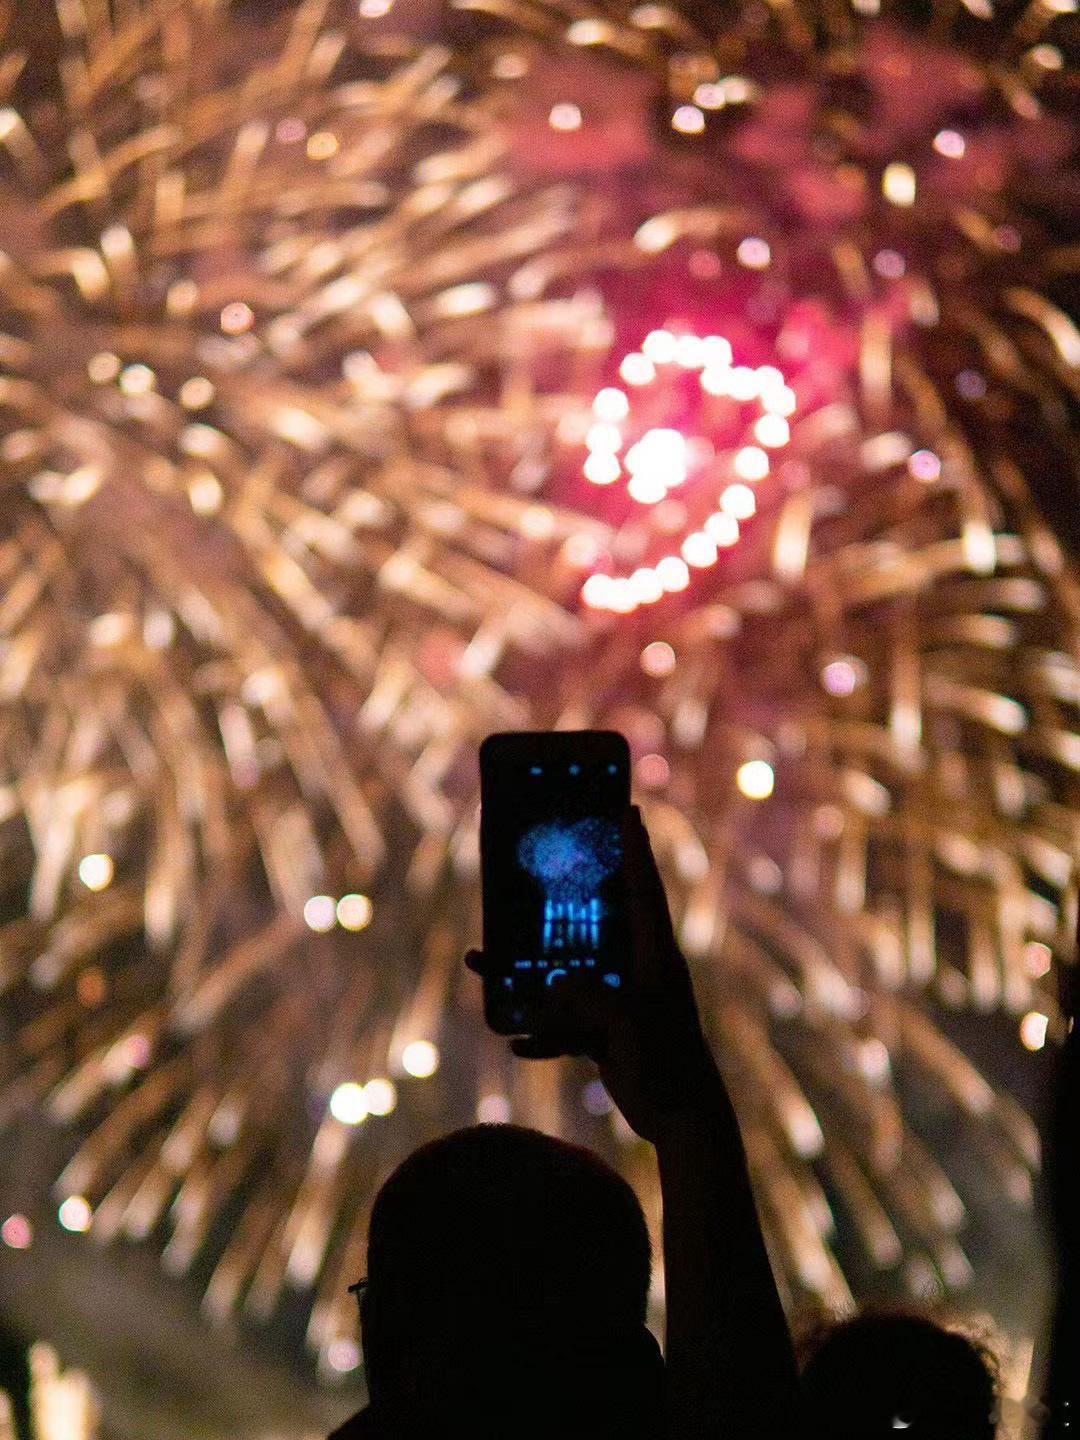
left=467, top=807, right=723, bottom=1142
left=1050, top=935, right=1079, bottom=1275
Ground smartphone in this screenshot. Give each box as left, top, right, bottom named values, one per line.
left=479, top=730, right=631, bottom=1035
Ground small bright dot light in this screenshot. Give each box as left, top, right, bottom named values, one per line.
left=821, top=657, right=867, bottom=696
left=641, top=641, right=677, bottom=677
left=682, top=531, right=718, bottom=568
left=702, top=335, right=733, bottom=368
left=363, top=1077, right=397, bottom=1116
left=672, top=104, right=705, bottom=134
left=359, top=0, right=393, bottom=15
left=179, top=377, right=215, bottom=410
left=625, top=429, right=686, bottom=490
left=79, top=853, right=114, bottom=891
left=882, top=162, right=917, bottom=207
left=593, top=387, right=629, bottom=421
left=608, top=578, right=637, bottom=614
left=720, top=483, right=756, bottom=520
left=548, top=102, right=582, bottom=131
left=477, top=1093, right=512, bottom=1124
left=933, top=129, right=966, bottom=158
left=726, top=366, right=759, bottom=402
left=619, top=353, right=655, bottom=386
left=675, top=333, right=706, bottom=368
left=303, top=894, right=337, bottom=932
left=701, top=367, right=731, bottom=397
left=337, top=893, right=373, bottom=930
left=584, top=451, right=621, bottom=485
left=87, top=352, right=121, bottom=384
left=908, top=449, right=942, bottom=482
left=1020, top=1011, right=1049, bottom=1051
left=581, top=573, right=614, bottom=608
left=633, top=427, right=685, bottom=467
left=118, top=363, right=155, bottom=396
left=330, top=1082, right=369, bottom=1125
left=761, top=383, right=797, bottom=417
left=642, top=330, right=678, bottom=364
left=327, top=1339, right=361, bottom=1373
left=1, top=1214, right=32, bottom=1250
left=736, top=759, right=775, bottom=800
left=1024, top=942, right=1053, bottom=978
left=627, top=472, right=669, bottom=505
left=58, top=1196, right=92, bottom=1233
left=306, top=130, right=340, bottom=159
left=586, top=421, right=622, bottom=452
left=637, top=752, right=671, bottom=787
left=756, top=365, right=784, bottom=391
left=693, top=81, right=726, bottom=109
left=754, top=414, right=790, bottom=448
left=733, top=446, right=769, bottom=481
left=736, top=236, right=771, bottom=269
left=188, top=472, right=224, bottom=516
left=655, top=555, right=690, bottom=592
left=401, top=1039, right=439, bottom=1078
left=220, top=301, right=254, bottom=335
left=628, top=567, right=664, bottom=604
left=704, top=511, right=739, bottom=546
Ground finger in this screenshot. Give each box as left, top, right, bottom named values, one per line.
left=464, top=949, right=488, bottom=976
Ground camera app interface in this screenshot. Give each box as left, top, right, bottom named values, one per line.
left=486, top=747, right=628, bottom=1014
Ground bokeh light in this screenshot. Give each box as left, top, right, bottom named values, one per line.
left=1, top=1214, right=33, bottom=1250
left=362, top=1078, right=398, bottom=1117
left=0, top=0, right=1075, bottom=1373
left=57, top=1197, right=93, bottom=1234
left=401, top=1041, right=440, bottom=1079
left=329, top=1083, right=368, bottom=1126
left=77, top=854, right=114, bottom=892
left=337, top=894, right=374, bottom=931
left=736, top=760, right=776, bottom=801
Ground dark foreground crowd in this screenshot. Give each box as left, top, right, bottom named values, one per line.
left=331, top=811, right=1078, bottom=1440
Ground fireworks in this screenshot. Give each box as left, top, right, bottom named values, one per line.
left=0, top=0, right=605, bottom=1372
left=0, top=1344, right=100, bottom=1440
left=0, top=0, right=1077, bottom=1381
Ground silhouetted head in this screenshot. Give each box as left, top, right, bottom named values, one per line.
left=800, top=1311, right=999, bottom=1440
left=359, top=1124, right=661, bottom=1438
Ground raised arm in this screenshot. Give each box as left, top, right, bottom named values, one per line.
left=1039, top=929, right=1078, bottom=1440
left=476, top=807, right=800, bottom=1440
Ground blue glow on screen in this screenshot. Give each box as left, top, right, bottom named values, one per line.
left=517, top=818, right=622, bottom=954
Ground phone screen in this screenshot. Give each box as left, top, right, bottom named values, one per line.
left=479, top=730, right=631, bottom=1034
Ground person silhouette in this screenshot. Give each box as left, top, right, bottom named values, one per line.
left=331, top=806, right=800, bottom=1439
left=331, top=1124, right=663, bottom=1439
left=799, top=1310, right=999, bottom=1440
